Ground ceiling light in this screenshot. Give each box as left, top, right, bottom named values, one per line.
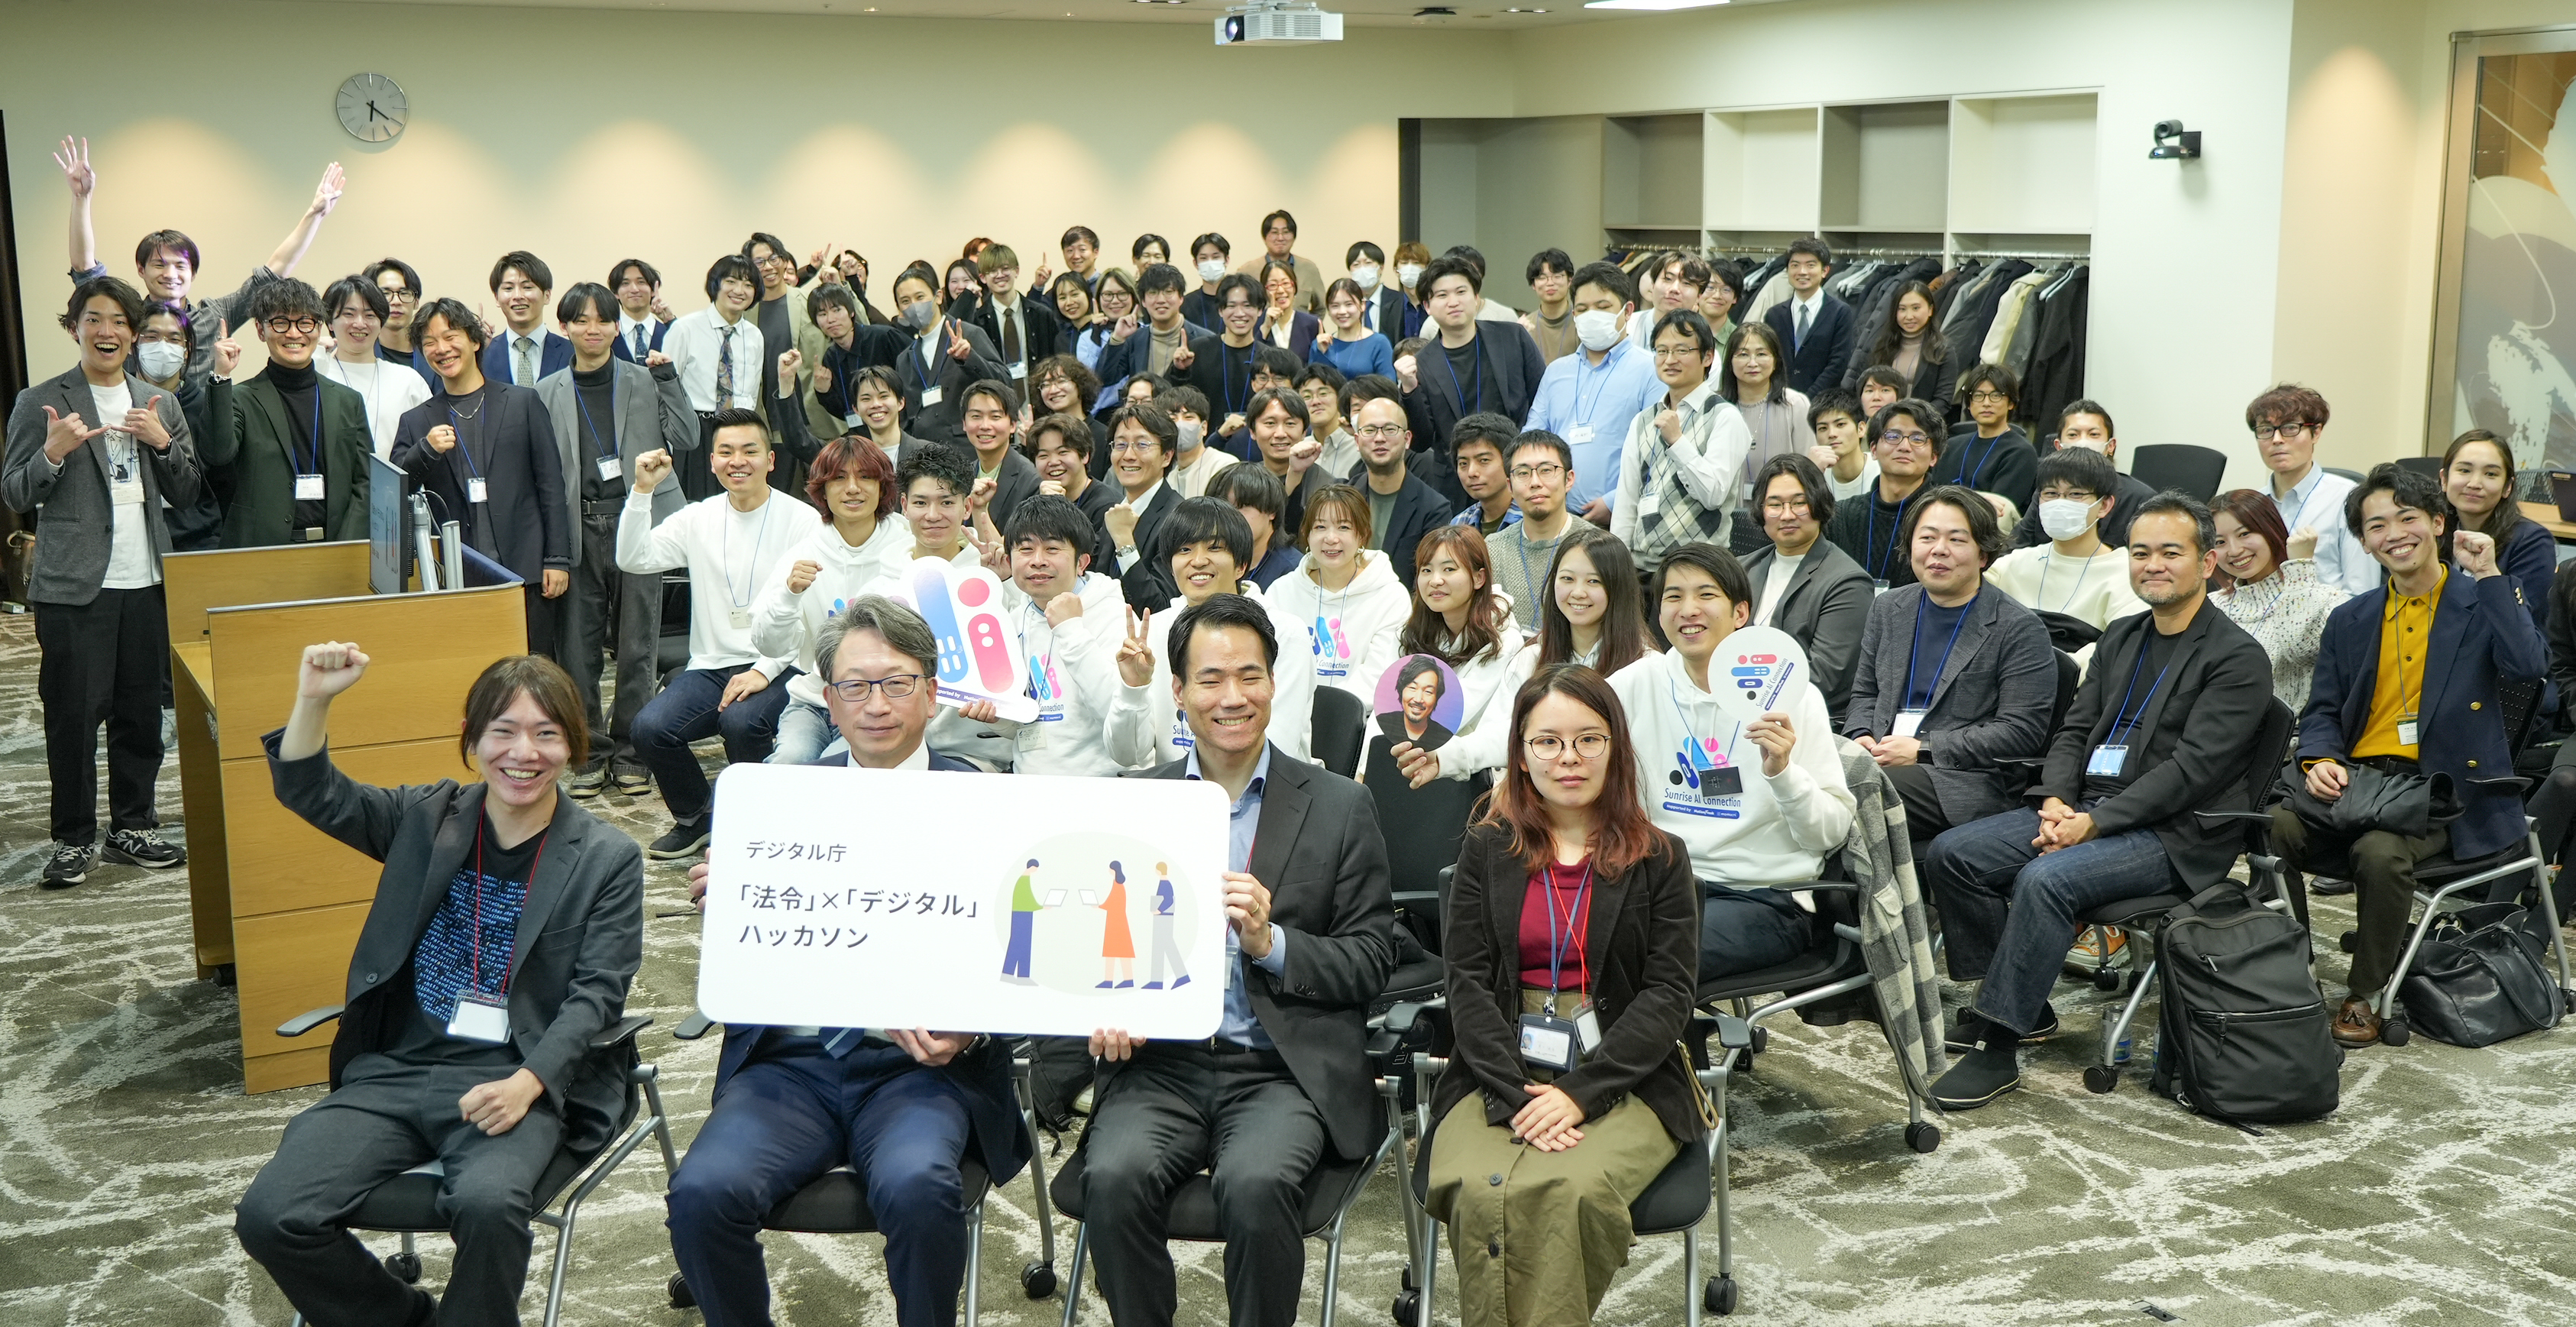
left=1584, top=0, right=1728, bottom=9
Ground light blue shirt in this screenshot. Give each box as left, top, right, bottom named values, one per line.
left=1524, top=338, right=1662, bottom=512
left=2270, top=464, right=2375, bottom=596
left=1186, top=745, right=1289, bottom=1047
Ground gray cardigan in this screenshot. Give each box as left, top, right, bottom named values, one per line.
left=3, top=366, right=202, bottom=605
left=1843, top=583, right=2058, bottom=827
left=534, top=358, right=699, bottom=568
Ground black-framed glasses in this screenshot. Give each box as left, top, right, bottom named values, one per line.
left=1966, top=390, right=2011, bottom=404
left=2251, top=422, right=2315, bottom=441
left=1761, top=497, right=1812, bottom=514
left=825, top=675, right=924, bottom=702
left=1877, top=430, right=1931, bottom=448
left=1508, top=463, right=1566, bottom=481
left=264, top=316, right=322, bottom=335
left=1525, top=733, right=1613, bottom=762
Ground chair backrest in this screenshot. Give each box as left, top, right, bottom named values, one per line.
left=2045, top=649, right=2081, bottom=742
left=2244, top=697, right=2298, bottom=810
left=1310, top=685, right=1365, bottom=778
left=2034, top=610, right=2103, bottom=657
left=2323, top=466, right=2365, bottom=484
left=1362, top=736, right=1487, bottom=899
left=2394, top=455, right=2444, bottom=481
left=2129, top=444, right=2228, bottom=502
left=2500, top=673, right=2546, bottom=753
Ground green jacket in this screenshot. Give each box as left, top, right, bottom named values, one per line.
left=203, top=371, right=372, bottom=548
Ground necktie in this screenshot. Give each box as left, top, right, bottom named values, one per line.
left=631, top=325, right=646, bottom=358
left=820, top=1027, right=859, bottom=1057
left=1794, top=302, right=1811, bottom=351
left=715, top=326, right=736, bottom=405
left=516, top=335, right=536, bottom=386
left=1002, top=307, right=1021, bottom=364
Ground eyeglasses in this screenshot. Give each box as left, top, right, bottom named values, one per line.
left=1108, top=439, right=1162, bottom=455
left=2035, top=490, right=2099, bottom=504
left=1652, top=345, right=1705, bottom=361
left=1524, top=733, right=1613, bottom=762
left=1355, top=424, right=1408, bottom=440
left=1761, top=497, right=1812, bottom=514
left=825, top=675, right=924, bottom=702
left=264, top=316, right=322, bottom=335
left=1876, top=430, right=1931, bottom=448
left=1966, top=390, right=2011, bottom=404
left=1508, top=464, right=1565, bottom=481
left=2251, top=422, right=2315, bottom=441
left=752, top=254, right=791, bottom=270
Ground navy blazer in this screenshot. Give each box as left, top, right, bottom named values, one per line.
left=1762, top=294, right=1856, bottom=396
left=479, top=329, right=576, bottom=388
left=2301, top=569, right=2546, bottom=858
left=1092, top=319, right=1214, bottom=408
left=607, top=319, right=672, bottom=364
left=712, top=748, right=1032, bottom=1186
left=390, top=383, right=571, bottom=584
left=1396, top=320, right=1548, bottom=505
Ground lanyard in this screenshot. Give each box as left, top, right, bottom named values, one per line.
left=1436, top=336, right=1484, bottom=414
left=2105, top=638, right=2173, bottom=748
left=290, top=387, right=324, bottom=476
left=1903, top=590, right=1975, bottom=707
left=1542, top=859, right=1594, bottom=997
left=911, top=326, right=945, bottom=393
left=1666, top=678, right=1743, bottom=771
left=1866, top=492, right=1914, bottom=581
left=470, top=817, right=551, bottom=995
left=2035, top=549, right=2095, bottom=615
left=1571, top=345, right=1617, bottom=420
left=723, top=498, right=776, bottom=610
left=1955, top=432, right=2005, bottom=491
left=574, top=384, right=616, bottom=462
left=1220, top=342, right=1251, bottom=418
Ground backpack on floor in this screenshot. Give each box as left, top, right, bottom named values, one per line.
left=2149, top=882, right=2342, bottom=1128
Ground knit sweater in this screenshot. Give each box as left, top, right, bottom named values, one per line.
left=2212, top=558, right=2348, bottom=713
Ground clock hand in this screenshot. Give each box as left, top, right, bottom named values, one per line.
left=368, top=101, right=387, bottom=121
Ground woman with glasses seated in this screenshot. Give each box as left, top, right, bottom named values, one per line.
left=2245, top=382, right=2374, bottom=594
left=1423, top=663, right=1703, bottom=1327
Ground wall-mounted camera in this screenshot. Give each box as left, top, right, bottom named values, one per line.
left=2150, top=120, right=2202, bottom=160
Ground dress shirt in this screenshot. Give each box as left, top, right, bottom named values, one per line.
left=2352, top=567, right=2442, bottom=760
left=506, top=330, right=545, bottom=386
left=665, top=308, right=765, bottom=413
left=1184, top=745, right=1290, bottom=1047
left=618, top=312, right=659, bottom=361
left=1112, top=477, right=1169, bottom=573
left=993, top=296, right=1031, bottom=373
left=2269, top=464, right=2375, bottom=595
left=1787, top=291, right=1824, bottom=348
left=1523, top=338, right=1662, bottom=512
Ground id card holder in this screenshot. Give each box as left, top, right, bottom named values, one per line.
left=1571, top=1001, right=1603, bottom=1054
left=448, top=991, right=511, bottom=1044
left=1519, top=1013, right=1580, bottom=1072
left=467, top=477, right=490, bottom=504
left=2086, top=745, right=2128, bottom=778
left=1872, top=579, right=1891, bottom=594
left=1892, top=709, right=1927, bottom=739
left=294, top=473, right=326, bottom=501
left=597, top=455, right=623, bottom=483
left=1568, top=423, right=1596, bottom=445
left=2396, top=717, right=2420, bottom=746
left=1703, top=765, right=1744, bottom=796
left=921, top=386, right=943, bottom=407
left=1008, top=361, right=1029, bottom=380
left=729, top=608, right=752, bottom=630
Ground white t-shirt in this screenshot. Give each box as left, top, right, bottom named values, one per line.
left=1756, top=552, right=1804, bottom=626
left=89, top=381, right=158, bottom=590
left=318, top=353, right=432, bottom=460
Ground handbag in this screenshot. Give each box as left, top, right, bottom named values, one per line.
left=2283, top=763, right=2464, bottom=839
left=2396, top=901, right=2565, bottom=1047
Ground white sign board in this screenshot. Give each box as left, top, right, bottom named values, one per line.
left=697, top=762, right=1232, bottom=1038
left=882, top=557, right=1039, bottom=722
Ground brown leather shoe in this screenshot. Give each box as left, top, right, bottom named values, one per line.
left=2331, top=996, right=2382, bottom=1048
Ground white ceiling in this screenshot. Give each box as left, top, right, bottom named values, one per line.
left=312, top=0, right=1788, bottom=28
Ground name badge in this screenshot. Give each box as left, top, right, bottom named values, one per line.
left=1872, top=579, right=1891, bottom=594
left=846, top=413, right=867, bottom=431
left=1568, top=423, right=1596, bottom=445
left=921, top=386, right=943, bottom=407
left=1573, top=1002, right=1603, bottom=1052
left=1519, top=1014, right=1580, bottom=1072
left=1702, top=765, right=1744, bottom=797
left=597, top=455, right=623, bottom=483
left=1892, top=709, right=1927, bottom=739
left=1170, top=710, right=1195, bottom=751
left=2396, top=718, right=2419, bottom=746
left=294, top=473, right=325, bottom=501
left=447, top=991, right=511, bottom=1044
left=2087, top=745, right=2129, bottom=778
left=1008, top=362, right=1029, bottom=379
left=467, top=477, right=490, bottom=504
left=729, top=608, right=752, bottom=630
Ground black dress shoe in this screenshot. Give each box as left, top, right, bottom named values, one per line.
left=1931, top=1047, right=2023, bottom=1110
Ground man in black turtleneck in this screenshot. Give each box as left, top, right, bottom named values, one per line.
left=1824, top=396, right=1945, bottom=590
left=202, top=277, right=372, bottom=547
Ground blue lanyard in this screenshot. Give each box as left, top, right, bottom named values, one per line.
left=1219, top=342, right=1251, bottom=418
left=1436, top=336, right=1484, bottom=414
left=1866, top=492, right=1914, bottom=580
left=1542, top=859, right=1594, bottom=998
left=296, top=387, right=323, bottom=477
left=2105, top=637, right=2173, bottom=748
left=1571, top=345, right=1616, bottom=420
left=2034, top=549, right=2094, bottom=615
left=1903, top=589, right=1975, bottom=707
left=911, top=327, right=947, bottom=393
left=574, top=386, right=616, bottom=462
left=1954, top=432, right=2005, bottom=490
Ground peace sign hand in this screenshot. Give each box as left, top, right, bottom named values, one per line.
left=1115, top=608, right=1155, bottom=688
left=946, top=325, right=972, bottom=362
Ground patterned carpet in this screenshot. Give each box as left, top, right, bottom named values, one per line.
left=5, top=612, right=2576, bottom=1326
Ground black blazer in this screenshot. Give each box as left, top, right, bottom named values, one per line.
left=201, top=371, right=373, bottom=548
left=1121, top=747, right=1395, bottom=1160
left=2033, top=604, right=2274, bottom=891
left=1762, top=294, right=1856, bottom=395
left=390, top=382, right=571, bottom=584
left=979, top=446, right=1042, bottom=534
left=1096, top=481, right=1183, bottom=610
left=1371, top=286, right=1407, bottom=341
left=1094, top=319, right=1214, bottom=396
left=265, top=731, right=644, bottom=1154
left=956, top=296, right=1063, bottom=378
left=1845, top=584, right=2060, bottom=826
left=1432, top=824, right=1705, bottom=1144
left=1350, top=468, right=1457, bottom=592
left=1741, top=539, right=1875, bottom=723
left=1927, top=429, right=2040, bottom=516
left=891, top=319, right=1007, bottom=451
left=1397, top=321, right=1549, bottom=500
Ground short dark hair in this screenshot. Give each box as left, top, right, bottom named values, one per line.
left=2345, top=461, right=2450, bottom=542
left=1214, top=272, right=1264, bottom=312
left=1650, top=543, right=1753, bottom=617
left=1451, top=412, right=1518, bottom=461
left=1154, top=385, right=1212, bottom=421
left=1211, top=462, right=1286, bottom=523
left=1192, top=232, right=1231, bottom=261
left=898, top=437, right=975, bottom=498
left=1442, top=245, right=1488, bottom=279
left=2057, top=398, right=2116, bottom=438
left=1655, top=309, right=1720, bottom=355
left=1247, top=387, right=1309, bottom=430
left=248, top=277, right=326, bottom=325
left=1132, top=233, right=1169, bottom=262
left=2131, top=490, right=2216, bottom=556
left=1062, top=225, right=1101, bottom=251
left=1526, top=248, right=1574, bottom=284
left=1956, top=361, right=2021, bottom=407
left=1753, top=453, right=1836, bottom=529
left=1164, top=497, right=1254, bottom=571
left=1005, top=493, right=1095, bottom=553
left=362, top=257, right=421, bottom=295
left=707, top=406, right=768, bottom=447
left=460, top=654, right=588, bottom=770
left=490, top=250, right=552, bottom=295
left=1293, top=361, right=1347, bottom=396
left=1347, top=240, right=1386, bottom=267
left=1260, top=209, right=1299, bottom=238
left=139, top=299, right=195, bottom=357
left=1568, top=261, right=1635, bottom=308
left=1869, top=398, right=1947, bottom=455
left=323, top=275, right=389, bottom=325
left=1341, top=372, right=1402, bottom=419
left=2247, top=383, right=2331, bottom=432
left=1417, top=254, right=1482, bottom=299
left=1171, top=591, right=1278, bottom=672
left=554, top=281, right=617, bottom=325
left=134, top=229, right=199, bottom=273
left=1807, top=386, right=1863, bottom=430
left=847, top=364, right=903, bottom=403
left=806, top=283, right=859, bottom=323
left=2035, top=445, right=2116, bottom=500
left=1248, top=345, right=1300, bottom=384
left=410, top=296, right=489, bottom=351
left=61, top=275, right=146, bottom=333
left=1707, top=263, right=1745, bottom=303
left=1903, top=484, right=2009, bottom=568
left=607, top=257, right=662, bottom=291
left=704, top=254, right=759, bottom=301
left=741, top=231, right=791, bottom=266
left=1137, top=262, right=1188, bottom=297
left=1027, top=411, right=1095, bottom=458
left=960, top=377, right=1022, bottom=418
left=1857, top=364, right=1909, bottom=398
left=1785, top=237, right=1835, bottom=268
left=1033, top=354, right=1102, bottom=414
left=1510, top=429, right=1573, bottom=471
left=1107, top=402, right=1177, bottom=452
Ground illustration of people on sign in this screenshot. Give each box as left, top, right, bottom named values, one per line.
left=1145, top=861, right=1190, bottom=989
left=1099, top=860, right=1137, bottom=988
left=1002, top=857, right=1048, bottom=986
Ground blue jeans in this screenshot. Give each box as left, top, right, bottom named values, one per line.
left=634, top=664, right=797, bottom=824
left=764, top=698, right=834, bottom=766
left=1700, top=883, right=1813, bottom=984
left=1922, top=806, right=2177, bottom=1034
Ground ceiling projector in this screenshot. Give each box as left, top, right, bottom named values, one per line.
left=1216, top=2, right=1345, bottom=44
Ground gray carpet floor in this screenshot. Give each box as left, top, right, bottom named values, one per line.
left=5, top=614, right=2576, bottom=1325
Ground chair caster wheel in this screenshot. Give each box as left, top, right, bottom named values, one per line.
left=1402, top=1264, right=1417, bottom=1291
left=2083, top=1065, right=2119, bottom=1094
left=387, top=1251, right=422, bottom=1284
left=1904, top=1121, right=1941, bottom=1154
left=1749, top=1026, right=1770, bottom=1055
left=2092, top=967, right=2121, bottom=992
left=1393, top=1288, right=1422, bottom=1325
left=1705, top=1274, right=1738, bottom=1315
left=668, top=1271, right=696, bottom=1309
left=1021, top=1261, right=1057, bottom=1299
left=2564, top=990, right=2576, bottom=1016
left=2125, top=969, right=2145, bottom=995
left=2338, top=929, right=2358, bottom=953
left=2381, top=1018, right=2410, bottom=1047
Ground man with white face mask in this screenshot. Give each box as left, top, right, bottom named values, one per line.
left=2005, top=400, right=2157, bottom=551
left=1982, top=446, right=2147, bottom=671
left=1525, top=261, right=1662, bottom=523
left=1346, top=241, right=1397, bottom=335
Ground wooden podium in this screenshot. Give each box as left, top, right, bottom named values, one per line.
left=166, top=542, right=526, bottom=1093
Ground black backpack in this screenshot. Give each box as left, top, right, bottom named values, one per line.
left=2149, top=881, right=2342, bottom=1128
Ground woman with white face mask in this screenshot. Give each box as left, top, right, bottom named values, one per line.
left=1979, top=445, right=2147, bottom=669
left=1308, top=277, right=1394, bottom=380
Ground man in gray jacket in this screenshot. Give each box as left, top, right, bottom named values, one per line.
left=3, top=275, right=202, bottom=887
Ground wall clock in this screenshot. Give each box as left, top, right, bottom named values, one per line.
left=336, top=73, right=406, bottom=143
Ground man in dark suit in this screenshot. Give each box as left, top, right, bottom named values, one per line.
left=392, top=297, right=572, bottom=657
left=1345, top=241, right=1401, bottom=338
left=1167, top=273, right=1270, bottom=440
left=887, top=267, right=1006, bottom=451
left=1099, top=402, right=1186, bottom=610
left=1346, top=395, right=1455, bottom=592
left=608, top=257, right=675, bottom=365
left=666, top=598, right=1032, bottom=1327
left=1095, top=264, right=1211, bottom=396
left=1761, top=238, right=1856, bottom=395
left=481, top=250, right=575, bottom=388
left=238, top=644, right=645, bottom=1327
left=202, top=277, right=372, bottom=549
left=1394, top=255, right=1547, bottom=506
left=537, top=282, right=701, bottom=797
left=1921, top=494, right=2273, bottom=1108
left=953, top=243, right=1063, bottom=385
left=1083, top=593, right=1393, bottom=1327
left=1742, top=455, right=1875, bottom=723
left=959, top=379, right=1041, bottom=534
left=1842, top=484, right=2058, bottom=843
left=3, top=274, right=202, bottom=886
left=2268, top=464, right=2545, bottom=1048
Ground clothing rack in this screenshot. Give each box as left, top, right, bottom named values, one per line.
left=1950, top=249, right=2090, bottom=263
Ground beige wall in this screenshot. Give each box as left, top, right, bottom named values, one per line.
left=3, top=2, right=1510, bottom=358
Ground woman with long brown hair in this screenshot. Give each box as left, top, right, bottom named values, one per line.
left=1389, top=526, right=1539, bottom=786
left=2208, top=487, right=2346, bottom=711
left=1534, top=526, right=1659, bottom=675
left=2441, top=427, right=2553, bottom=632
left=1422, top=664, right=1701, bottom=1327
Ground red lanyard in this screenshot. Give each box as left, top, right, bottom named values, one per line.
left=471, top=817, right=550, bottom=995
left=1543, top=859, right=1594, bottom=994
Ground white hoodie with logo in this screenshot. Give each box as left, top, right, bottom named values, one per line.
left=1608, top=645, right=1853, bottom=885
left=750, top=515, right=917, bottom=711
left=1260, top=549, right=1413, bottom=707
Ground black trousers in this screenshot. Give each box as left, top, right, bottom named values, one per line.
left=35, top=585, right=167, bottom=846
left=1079, top=1042, right=1330, bottom=1327
left=562, top=511, right=660, bottom=769
left=681, top=413, right=723, bottom=503
left=235, top=1057, right=564, bottom=1327
left=1882, top=761, right=1955, bottom=840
